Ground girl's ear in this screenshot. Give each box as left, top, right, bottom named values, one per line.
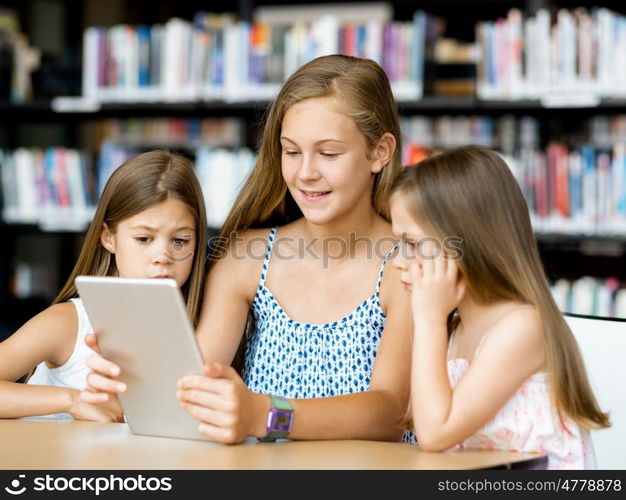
left=371, top=132, right=396, bottom=174
left=100, top=223, right=116, bottom=254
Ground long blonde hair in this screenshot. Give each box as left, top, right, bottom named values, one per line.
left=54, top=150, right=207, bottom=327
left=392, top=145, right=609, bottom=431
left=217, top=54, right=402, bottom=248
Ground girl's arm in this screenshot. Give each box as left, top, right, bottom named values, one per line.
left=278, top=264, right=412, bottom=441
left=409, top=257, right=546, bottom=451
left=0, top=302, right=119, bottom=420
left=178, top=259, right=413, bottom=443
left=194, top=233, right=259, bottom=364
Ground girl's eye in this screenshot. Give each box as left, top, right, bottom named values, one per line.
left=172, top=238, right=190, bottom=246
left=135, top=236, right=152, bottom=244
left=320, top=152, right=339, bottom=158
left=283, top=150, right=300, bottom=156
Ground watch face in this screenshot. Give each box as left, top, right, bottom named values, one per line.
left=269, top=409, right=293, bottom=432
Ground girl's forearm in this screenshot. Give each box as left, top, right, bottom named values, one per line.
left=282, top=389, right=405, bottom=441
left=0, top=380, right=76, bottom=418
left=411, top=318, right=454, bottom=448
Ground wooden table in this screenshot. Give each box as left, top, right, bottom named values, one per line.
left=0, top=419, right=545, bottom=470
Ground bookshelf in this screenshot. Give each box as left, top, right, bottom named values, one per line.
left=3, top=0, right=626, bottom=338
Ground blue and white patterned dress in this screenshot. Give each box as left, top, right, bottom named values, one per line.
left=243, top=227, right=414, bottom=442
left=244, top=226, right=397, bottom=397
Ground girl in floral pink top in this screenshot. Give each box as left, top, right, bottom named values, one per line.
left=389, top=145, right=610, bottom=469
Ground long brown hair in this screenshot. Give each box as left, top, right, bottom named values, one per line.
left=54, top=150, right=207, bottom=327
left=213, top=55, right=403, bottom=371
left=216, top=54, right=402, bottom=249
left=392, top=145, right=609, bottom=431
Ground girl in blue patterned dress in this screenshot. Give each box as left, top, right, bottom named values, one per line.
left=83, top=55, right=413, bottom=444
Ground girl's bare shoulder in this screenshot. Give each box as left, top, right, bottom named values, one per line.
left=1, top=301, right=78, bottom=370
left=207, top=227, right=274, bottom=291
left=33, top=301, right=78, bottom=335
left=480, top=304, right=545, bottom=370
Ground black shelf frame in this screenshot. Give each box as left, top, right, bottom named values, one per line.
left=5, top=96, right=626, bottom=117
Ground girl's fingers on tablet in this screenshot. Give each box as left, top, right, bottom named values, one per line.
left=180, top=401, right=235, bottom=428
left=86, top=372, right=126, bottom=393
left=86, top=354, right=120, bottom=377
left=177, top=375, right=236, bottom=395
left=177, top=388, right=236, bottom=411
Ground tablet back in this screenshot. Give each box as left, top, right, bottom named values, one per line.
left=75, top=276, right=211, bottom=441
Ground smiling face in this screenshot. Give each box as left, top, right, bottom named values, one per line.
left=100, top=197, right=196, bottom=288
left=280, top=96, right=390, bottom=226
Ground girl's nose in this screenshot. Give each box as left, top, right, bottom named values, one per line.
left=392, top=250, right=408, bottom=271
left=152, top=241, right=172, bottom=264
left=297, top=154, right=321, bottom=181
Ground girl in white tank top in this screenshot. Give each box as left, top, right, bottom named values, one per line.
left=0, top=150, right=207, bottom=420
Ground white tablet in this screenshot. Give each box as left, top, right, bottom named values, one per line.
left=75, top=276, right=211, bottom=442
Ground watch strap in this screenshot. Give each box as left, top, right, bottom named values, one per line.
left=271, top=395, right=292, bottom=411
left=258, top=395, right=293, bottom=442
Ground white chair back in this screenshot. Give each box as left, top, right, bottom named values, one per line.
left=565, top=314, right=626, bottom=469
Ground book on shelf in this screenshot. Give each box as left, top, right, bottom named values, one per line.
left=401, top=113, right=626, bottom=237
left=74, top=8, right=435, bottom=106
left=1, top=148, right=95, bottom=231
left=551, top=276, right=626, bottom=319
left=11, top=260, right=57, bottom=301
left=95, top=142, right=256, bottom=230
left=89, top=117, right=244, bottom=151
left=477, top=7, right=626, bottom=104
left=196, top=147, right=256, bottom=229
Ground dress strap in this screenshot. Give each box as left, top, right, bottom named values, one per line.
left=259, top=227, right=278, bottom=287
left=375, top=242, right=399, bottom=297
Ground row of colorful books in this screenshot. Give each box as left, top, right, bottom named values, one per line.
left=551, top=277, right=626, bottom=319
left=400, top=114, right=626, bottom=235
left=95, top=143, right=255, bottom=229
left=5, top=137, right=626, bottom=235
left=1, top=145, right=256, bottom=231
left=90, top=117, right=245, bottom=149
left=0, top=148, right=96, bottom=231
left=589, top=115, right=626, bottom=150
left=477, top=8, right=626, bottom=103
left=508, top=143, right=626, bottom=235
left=80, top=10, right=432, bottom=103
left=400, top=115, right=539, bottom=154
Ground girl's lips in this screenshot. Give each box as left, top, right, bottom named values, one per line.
left=300, top=190, right=331, bottom=203
left=153, top=275, right=173, bottom=279
left=401, top=281, right=412, bottom=291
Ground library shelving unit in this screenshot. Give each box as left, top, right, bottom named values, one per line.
left=3, top=0, right=626, bottom=338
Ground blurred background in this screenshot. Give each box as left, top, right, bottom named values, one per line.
left=2, top=0, right=626, bottom=339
